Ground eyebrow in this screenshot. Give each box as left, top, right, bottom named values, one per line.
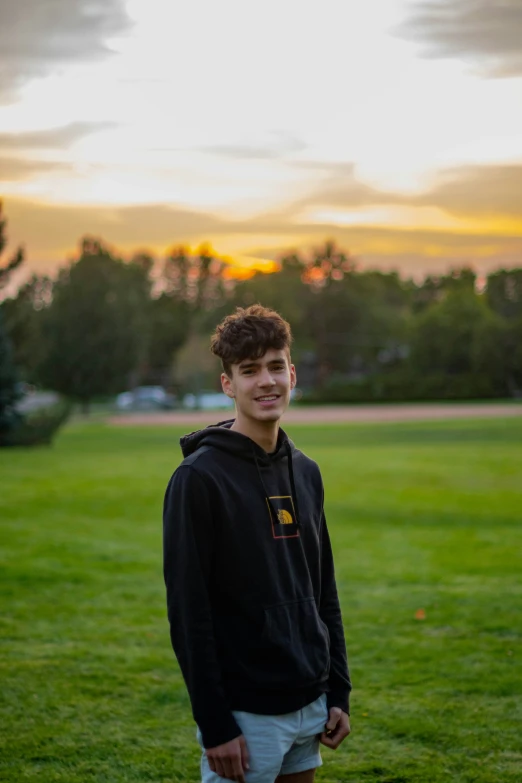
left=238, top=358, right=286, bottom=370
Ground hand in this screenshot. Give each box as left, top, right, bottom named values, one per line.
left=206, top=735, right=250, bottom=782
left=320, top=707, right=351, bottom=750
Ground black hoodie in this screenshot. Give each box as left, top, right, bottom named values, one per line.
left=163, top=420, right=351, bottom=749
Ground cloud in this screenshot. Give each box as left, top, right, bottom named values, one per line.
left=0, top=0, right=131, bottom=101
left=199, top=133, right=307, bottom=161
left=0, top=122, right=117, bottom=150
left=294, top=162, right=399, bottom=209
left=291, top=161, right=522, bottom=221
left=416, top=164, right=522, bottom=218
left=5, top=197, right=227, bottom=262
left=0, top=123, right=115, bottom=184
left=0, top=157, right=68, bottom=180
left=398, top=0, right=522, bottom=77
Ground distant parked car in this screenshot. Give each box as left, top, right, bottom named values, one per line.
left=115, top=386, right=176, bottom=411
left=16, top=387, right=59, bottom=414
left=182, top=392, right=234, bottom=411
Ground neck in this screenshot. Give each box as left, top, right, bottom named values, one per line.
left=231, top=413, right=280, bottom=453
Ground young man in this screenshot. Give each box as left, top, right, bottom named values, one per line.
left=163, top=305, right=351, bottom=783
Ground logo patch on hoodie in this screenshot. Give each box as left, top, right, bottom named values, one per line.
left=266, top=495, right=299, bottom=539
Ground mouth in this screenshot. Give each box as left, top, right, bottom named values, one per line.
left=255, top=394, right=280, bottom=404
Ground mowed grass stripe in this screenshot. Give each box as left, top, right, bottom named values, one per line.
left=1, top=418, right=521, bottom=782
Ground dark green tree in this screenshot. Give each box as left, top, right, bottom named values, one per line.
left=485, top=269, right=522, bottom=321
left=209, top=251, right=307, bottom=335
left=0, top=201, right=23, bottom=290
left=411, top=267, right=476, bottom=313
left=160, top=243, right=226, bottom=310
left=39, top=238, right=151, bottom=412
left=1, top=274, right=53, bottom=382
left=143, top=293, right=192, bottom=385
left=0, top=308, right=21, bottom=436
left=408, top=289, right=506, bottom=398
left=277, top=243, right=410, bottom=387
left=209, top=241, right=412, bottom=392
left=0, top=201, right=24, bottom=436
left=503, top=316, right=522, bottom=396
left=147, top=244, right=228, bottom=383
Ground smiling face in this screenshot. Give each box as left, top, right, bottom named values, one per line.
left=221, top=348, right=296, bottom=424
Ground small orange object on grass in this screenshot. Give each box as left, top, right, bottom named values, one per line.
left=414, top=608, right=426, bottom=620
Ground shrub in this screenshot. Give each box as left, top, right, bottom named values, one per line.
left=0, top=401, right=71, bottom=447
left=301, top=368, right=504, bottom=405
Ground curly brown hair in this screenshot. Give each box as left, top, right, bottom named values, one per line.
left=210, top=304, right=292, bottom=376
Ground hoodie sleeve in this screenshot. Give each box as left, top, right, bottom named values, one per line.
left=163, top=465, right=241, bottom=748
left=318, top=507, right=352, bottom=715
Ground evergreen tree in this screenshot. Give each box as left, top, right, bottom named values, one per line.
left=0, top=309, right=21, bottom=436
left=1, top=274, right=52, bottom=383
left=0, top=202, right=24, bottom=436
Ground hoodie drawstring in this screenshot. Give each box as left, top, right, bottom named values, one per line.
left=252, top=449, right=278, bottom=523
left=285, top=441, right=301, bottom=525
left=252, top=443, right=300, bottom=527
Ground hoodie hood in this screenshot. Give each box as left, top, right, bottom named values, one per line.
left=180, top=419, right=293, bottom=463
left=180, top=419, right=301, bottom=524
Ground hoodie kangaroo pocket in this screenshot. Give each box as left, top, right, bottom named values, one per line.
left=262, top=597, right=330, bottom=687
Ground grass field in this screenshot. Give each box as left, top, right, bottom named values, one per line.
left=1, top=418, right=521, bottom=783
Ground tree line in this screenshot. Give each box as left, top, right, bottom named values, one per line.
left=1, top=202, right=522, bottom=414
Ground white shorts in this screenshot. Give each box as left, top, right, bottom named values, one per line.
left=197, top=693, right=328, bottom=783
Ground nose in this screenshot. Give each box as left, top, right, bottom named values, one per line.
left=258, top=367, right=276, bottom=387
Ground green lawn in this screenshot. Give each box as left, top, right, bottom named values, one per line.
left=1, top=418, right=521, bottom=783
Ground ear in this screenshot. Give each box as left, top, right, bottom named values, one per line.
left=221, top=372, right=235, bottom=398
left=290, top=363, right=297, bottom=389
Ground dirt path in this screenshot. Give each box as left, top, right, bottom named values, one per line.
left=109, top=402, right=522, bottom=427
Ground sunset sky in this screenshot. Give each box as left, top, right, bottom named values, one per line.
left=1, top=0, right=522, bottom=280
